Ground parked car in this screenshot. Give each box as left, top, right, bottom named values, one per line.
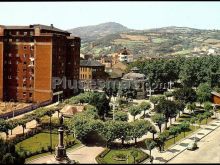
left=187, top=140, right=198, bottom=151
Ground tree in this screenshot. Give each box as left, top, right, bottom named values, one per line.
left=130, top=120, right=149, bottom=144
left=175, top=100, right=185, bottom=116
left=203, top=102, right=212, bottom=111
left=179, top=121, right=190, bottom=138
left=2, top=153, right=15, bottom=164
left=0, top=119, right=10, bottom=139
left=203, top=111, right=213, bottom=124
left=156, top=130, right=169, bottom=152
left=114, top=111, right=128, bottom=121
left=169, top=126, right=181, bottom=144
left=114, top=121, right=131, bottom=145
left=102, top=121, right=117, bottom=147
left=196, top=114, right=204, bottom=127
left=149, top=96, right=159, bottom=108
left=139, top=101, right=151, bottom=117
left=69, top=113, right=93, bottom=142
left=151, top=113, right=166, bottom=133
left=18, top=120, right=27, bottom=136
left=186, top=102, right=196, bottom=114
left=130, top=149, right=139, bottom=164
left=84, top=105, right=99, bottom=119
left=0, top=139, right=25, bottom=164
left=145, top=139, right=157, bottom=157
left=173, top=87, right=197, bottom=104
left=128, top=105, right=142, bottom=121
left=148, top=125, right=157, bottom=140
left=164, top=91, right=173, bottom=100
left=154, top=100, right=178, bottom=129
left=196, top=83, right=212, bottom=105
left=89, top=92, right=110, bottom=120
left=45, top=110, right=53, bottom=153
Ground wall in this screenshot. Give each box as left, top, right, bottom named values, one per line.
left=213, top=95, right=220, bottom=104
left=34, top=36, right=52, bottom=103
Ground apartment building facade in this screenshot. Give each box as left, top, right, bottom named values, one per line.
left=0, top=24, right=80, bottom=103
left=80, top=59, right=107, bottom=80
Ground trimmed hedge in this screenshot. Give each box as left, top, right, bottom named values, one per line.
left=95, top=148, right=149, bottom=164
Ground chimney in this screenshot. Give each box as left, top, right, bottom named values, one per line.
left=51, top=24, right=54, bottom=28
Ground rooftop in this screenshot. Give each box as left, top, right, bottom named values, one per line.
left=211, top=91, right=220, bottom=97
left=1, top=24, right=70, bottom=35
left=80, top=59, right=104, bottom=67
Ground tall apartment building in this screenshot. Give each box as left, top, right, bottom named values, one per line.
left=0, top=24, right=80, bottom=103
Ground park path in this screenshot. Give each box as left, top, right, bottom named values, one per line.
left=0, top=103, right=58, bottom=140
left=26, top=145, right=105, bottom=164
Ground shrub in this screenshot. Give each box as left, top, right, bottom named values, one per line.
left=99, top=148, right=111, bottom=158
left=136, top=153, right=149, bottom=163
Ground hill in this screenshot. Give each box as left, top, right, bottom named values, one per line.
left=68, top=23, right=220, bottom=58
left=68, top=22, right=132, bottom=42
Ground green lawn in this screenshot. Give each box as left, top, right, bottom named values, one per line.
left=164, top=125, right=199, bottom=150
left=25, top=142, right=82, bottom=163
left=16, top=131, right=79, bottom=154
left=197, top=117, right=213, bottom=125
left=176, top=113, right=192, bottom=122
left=97, top=148, right=148, bottom=164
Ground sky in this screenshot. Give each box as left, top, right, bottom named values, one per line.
left=1, top=1, right=220, bottom=30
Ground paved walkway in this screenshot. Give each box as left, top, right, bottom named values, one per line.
left=27, top=145, right=105, bottom=164
left=141, top=116, right=220, bottom=164
left=0, top=103, right=59, bottom=140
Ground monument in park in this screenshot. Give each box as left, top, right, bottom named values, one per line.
left=47, top=114, right=76, bottom=164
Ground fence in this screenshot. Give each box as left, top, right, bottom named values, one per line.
left=0, top=100, right=52, bottom=119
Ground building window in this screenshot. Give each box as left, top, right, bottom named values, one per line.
left=16, top=31, right=19, bottom=35
left=23, top=84, right=26, bottom=87
left=30, top=31, right=33, bottom=36
left=24, top=32, right=28, bottom=36
left=9, top=39, right=12, bottom=42
left=8, top=61, right=11, bottom=64
left=8, top=75, right=12, bottom=79
left=16, top=61, right=19, bottom=65
left=31, top=45, right=34, bottom=50
left=23, top=61, right=27, bottom=65
left=9, top=53, right=12, bottom=57
left=23, top=92, right=26, bottom=97
left=29, top=93, right=32, bottom=97
left=16, top=54, right=19, bottom=57
left=16, top=39, right=20, bottom=42
left=23, top=54, right=27, bottom=58
left=23, top=46, right=27, bottom=50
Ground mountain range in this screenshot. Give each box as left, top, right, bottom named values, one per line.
left=67, top=22, right=220, bottom=58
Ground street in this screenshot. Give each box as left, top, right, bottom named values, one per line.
left=169, top=122, right=220, bottom=163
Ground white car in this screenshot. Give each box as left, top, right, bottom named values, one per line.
left=187, top=140, right=197, bottom=151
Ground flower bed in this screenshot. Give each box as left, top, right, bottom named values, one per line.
left=96, top=148, right=149, bottom=164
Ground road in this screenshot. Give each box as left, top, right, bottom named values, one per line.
left=169, top=122, right=220, bottom=163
